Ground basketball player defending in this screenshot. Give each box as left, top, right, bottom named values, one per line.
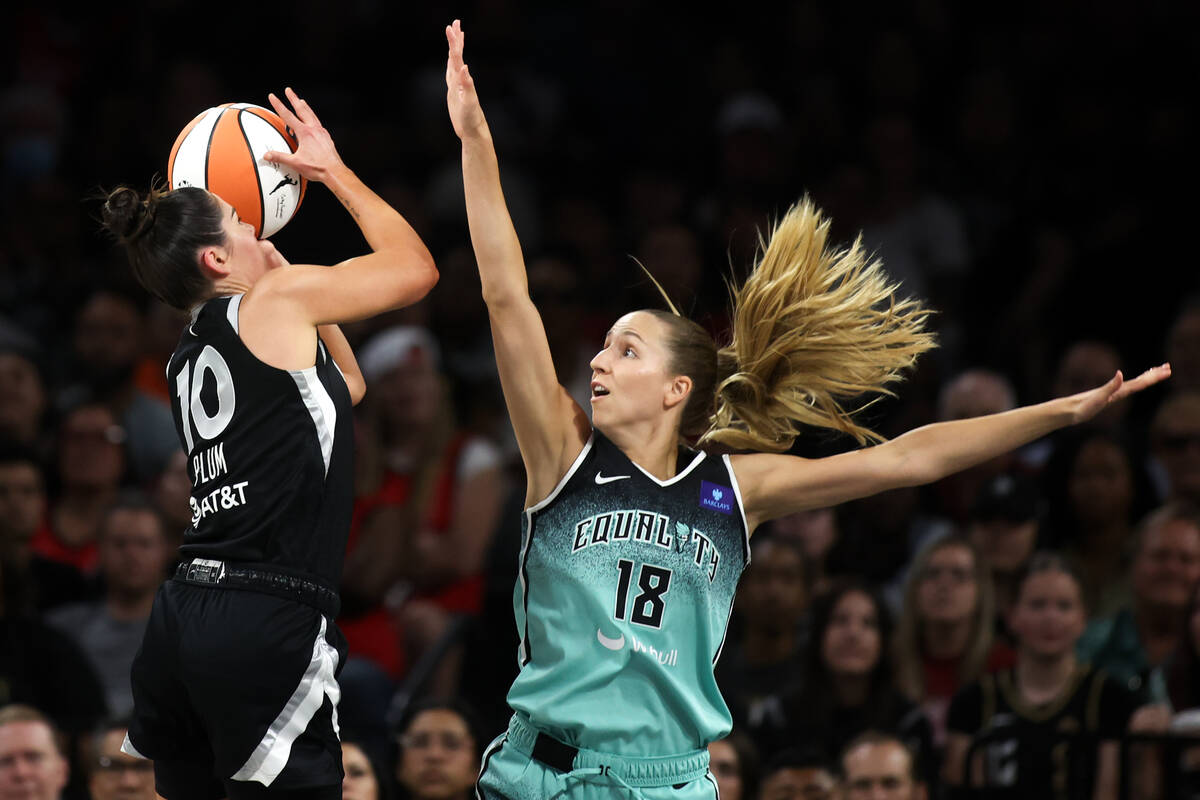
left=445, top=20, right=1169, bottom=800
left=100, top=88, right=437, bottom=800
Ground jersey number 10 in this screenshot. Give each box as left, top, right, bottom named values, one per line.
left=614, top=559, right=672, bottom=629
left=174, top=345, right=236, bottom=454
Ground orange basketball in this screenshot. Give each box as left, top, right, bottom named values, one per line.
left=167, top=103, right=307, bottom=239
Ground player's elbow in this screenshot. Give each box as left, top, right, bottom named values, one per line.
left=386, top=251, right=439, bottom=309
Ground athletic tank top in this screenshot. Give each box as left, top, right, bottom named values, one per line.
left=168, top=295, right=354, bottom=588
left=508, top=429, right=751, bottom=755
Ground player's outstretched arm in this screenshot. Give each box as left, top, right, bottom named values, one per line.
left=259, top=87, right=438, bottom=325
left=446, top=19, right=588, bottom=503
left=733, top=364, right=1172, bottom=531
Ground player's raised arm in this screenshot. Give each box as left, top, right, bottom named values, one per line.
left=446, top=19, right=589, bottom=502
left=257, top=87, right=438, bottom=325
left=733, top=364, right=1172, bottom=531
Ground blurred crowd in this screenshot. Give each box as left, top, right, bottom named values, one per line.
left=2, top=1, right=1199, bottom=799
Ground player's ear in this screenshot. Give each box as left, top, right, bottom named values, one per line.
left=664, top=374, right=692, bottom=411
left=198, top=245, right=230, bottom=280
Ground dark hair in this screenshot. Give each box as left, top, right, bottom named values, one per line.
left=760, top=744, right=836, bottom=781
left=1013, top=551, right=1083, bottom=609
left=0, top=438, right=46, bottom=473
left=393, top=696, right=486, bottom=759
left=100, top=490, right=169, bottom=541
left=640, top=309, right=720, bottom=440
left=712, top=728, right=761, bottom=800
left=839, top=730, right=917, bottom=780
left=100, top=184, right=223, bottom=311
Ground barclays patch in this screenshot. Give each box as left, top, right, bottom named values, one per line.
left=699, top=480, right=733, bottom=515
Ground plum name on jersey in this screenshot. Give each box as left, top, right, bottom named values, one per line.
left=192, top=442, right=228, bottom=486
left=190, top=480, right=249, bottom=528
left=571, top=509, right=721, bottom=582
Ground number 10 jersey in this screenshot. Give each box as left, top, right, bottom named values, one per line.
left=508, top=428, right=751, bottom=756
left=167, top=294, right=354, bottom=588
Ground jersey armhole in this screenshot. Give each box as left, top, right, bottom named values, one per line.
left=722, top=453, right=752, bottom=566
left=525, top=433, right=594, bottom=513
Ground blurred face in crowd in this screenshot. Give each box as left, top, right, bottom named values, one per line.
left=707, top=739, right=743, bottom=800
left=0, top=462, right=44, bottom=552
left=1009, top=570, right=1086, bottom=659
left=738, top=539, right=808, bottom=633
left=917, top=543, right=978, bottom=627
left=74, top=293, right=143, bottom=383
left=396, top=709, right=476, bottom=800
left=842, top=739, right=925, bottom=800
left=98, top=509, right=172, bottom=598
left=823, top=590, right=882, bottom=679
left=1053, top=342, right=1120, bottom=399
left=0, top=720, right=68, bottom=800
left=1153, top=394, right=1200, bottom=503
left=87, top=728, right=154, bottom=800
left=969, top=516, right=1037, bottom=575
left=1132, top=517, right=1200, bottom=613
left=771, top=508, right=837, bottom=569
left=374, top=358, right=442, bottom=432
left=0, top=353, right=45, bottom=441
left=1067, top=437, right=1133, bottom=528
left=341, top=743, right=378, bottom=800
left=758, top=765, right=837, bottom=800
left=58, top=406, right=125, bottom=489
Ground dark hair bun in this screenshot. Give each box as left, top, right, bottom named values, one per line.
left=102, top=187, right=150, bottom=242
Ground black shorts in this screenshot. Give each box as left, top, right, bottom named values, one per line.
left=124, top=579, right=347, bottom=800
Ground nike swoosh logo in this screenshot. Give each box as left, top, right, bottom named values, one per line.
left=595, top=472, right=631, bottom=484
left=596, top=629, right=625, bottom=650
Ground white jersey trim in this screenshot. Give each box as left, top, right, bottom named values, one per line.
left=629, top=448, right=706, bottom=487
left=120, top=733, right=149, bottom=760
left=525, top=434, right=595, bottom=513
left=232, top=616, right=341, bottom=786
left=226, top=294, right=243, bottom=334
left=722, top=453, right=752, bottom=564
left=290, top=366, right=337, bottom=476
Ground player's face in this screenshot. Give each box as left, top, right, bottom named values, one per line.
left=213, top=196, right=287, bottom=281
left=87, top=729, right=155, bottom=800
left=917, top=544, right=978, bottom=625
left=822, top=590, right=881, bottom=678
left=0, top=721, right=68, bottom=800
left=589, top=311, right=681, bottom=434
left=1010, top=570, right=1086, bottom=657
left=341, top=743, right=379, bottom=800
left=397, top=710, right=476, bottom=800
left=707, top=739, right=743, bottom=800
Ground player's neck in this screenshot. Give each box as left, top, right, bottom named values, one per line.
left=603, top=422, right=680, bottom=481
left=1015, top=650, right=1077, bottom=703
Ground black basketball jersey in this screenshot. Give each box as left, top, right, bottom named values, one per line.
left=167, top=294, right=354, bottom=587
left=947, top=665, right=1136, bottom=799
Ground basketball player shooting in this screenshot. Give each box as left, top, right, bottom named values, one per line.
left=100, top=87, right=438, bottom=800
left=444, top=19, right=1172, bottom=800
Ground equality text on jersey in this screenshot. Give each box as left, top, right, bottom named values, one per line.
left=571, top=509, right=721, bottom=582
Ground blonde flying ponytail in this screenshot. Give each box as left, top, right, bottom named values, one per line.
left=699, top=198, right=936, bottom=452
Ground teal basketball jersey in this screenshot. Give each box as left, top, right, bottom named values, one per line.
left=508, top=429, right=751, bottom=756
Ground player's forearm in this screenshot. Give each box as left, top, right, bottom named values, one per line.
left=322, top=163, right=432, bottom=261
left=889, top=396, right=1076, bottom=485
left=460, top=131, right=530, bottom=308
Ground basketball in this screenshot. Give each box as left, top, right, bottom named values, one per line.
left=167, top=103, right=307, bottom=239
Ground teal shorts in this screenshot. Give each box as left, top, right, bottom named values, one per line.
left=476, top=715, right=719, bottom=800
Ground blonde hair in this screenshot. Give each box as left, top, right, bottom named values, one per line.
left=697, top=198, right=935, bottom=451
left=893, top=535, right=996, bottom=702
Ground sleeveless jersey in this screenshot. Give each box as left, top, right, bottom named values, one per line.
left=167, top=295, right=354, bottom=588
left=508, top=429, right=751, bottom=755
left=947, top=665, right=1136, bottom=799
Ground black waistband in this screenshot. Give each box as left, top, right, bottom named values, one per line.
left=531, top=732, right=578, bottom=773
left=173, top=559, right=340, bottom=617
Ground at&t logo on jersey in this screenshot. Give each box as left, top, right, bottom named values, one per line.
left=699, top=481, right=733, bottom=515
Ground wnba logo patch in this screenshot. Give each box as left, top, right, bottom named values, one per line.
left=700, top=480, right=733, bottom=515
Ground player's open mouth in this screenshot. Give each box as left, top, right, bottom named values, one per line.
left=591, top=382, right=610, bottom=398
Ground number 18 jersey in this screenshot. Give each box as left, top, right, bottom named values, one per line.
left=508, top=429, right=751, bottom=756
